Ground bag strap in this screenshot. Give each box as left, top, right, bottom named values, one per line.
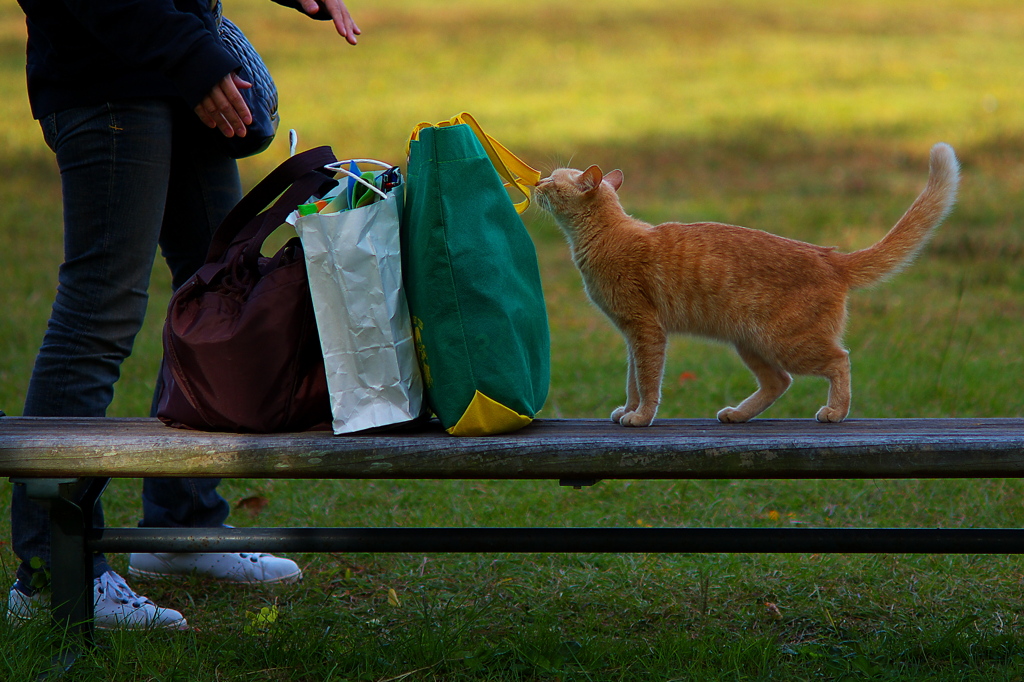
left=409, top=112, right=540, bottom=214
left=326, top=159, right=393, bottom=197
left=238, top=169, right=338, bottom=272
left=207, top=146, right=337, bottom=262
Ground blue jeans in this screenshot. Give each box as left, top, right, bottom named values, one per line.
left=12, top=99, right=242, bottom=589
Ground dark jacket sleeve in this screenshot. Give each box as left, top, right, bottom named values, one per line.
left=49, top=0, right=240, bottom=108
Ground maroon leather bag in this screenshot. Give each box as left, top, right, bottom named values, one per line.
left=157, top=147, right=338, bottom=432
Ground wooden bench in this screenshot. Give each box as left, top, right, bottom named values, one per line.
left=4, top=414, right=1024, bottom=645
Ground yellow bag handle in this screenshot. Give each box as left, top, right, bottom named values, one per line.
left=409, top=112, right=540, bottom=214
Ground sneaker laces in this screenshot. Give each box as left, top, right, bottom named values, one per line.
left=238, top=553, right=273, bottom=563
left=96, top=572, right=150, bottom=609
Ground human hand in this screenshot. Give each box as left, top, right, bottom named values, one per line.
left=298, top=0, right=361, bottom=45
left=194, top=72, right=253, bottom=138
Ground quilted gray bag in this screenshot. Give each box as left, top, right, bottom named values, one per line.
left=211, top=1, right=280, bottom=158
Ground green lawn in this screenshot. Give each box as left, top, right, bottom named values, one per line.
left=1, top=0, right=1023, bottom=679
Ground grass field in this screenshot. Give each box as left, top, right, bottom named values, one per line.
left=1, top=0, right=1024, bottom=679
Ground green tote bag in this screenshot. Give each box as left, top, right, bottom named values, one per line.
left=402, top=113, right=549, bottom=436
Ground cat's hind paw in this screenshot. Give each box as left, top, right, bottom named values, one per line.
left=717, top=407, right=751, bottom=423
left=815, top=406, right=848, bottom=423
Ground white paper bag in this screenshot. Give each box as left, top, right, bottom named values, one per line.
left=293, top=160, right=424, bottom=434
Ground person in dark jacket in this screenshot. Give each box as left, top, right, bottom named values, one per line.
left=9, top=0, right=360, bottom=630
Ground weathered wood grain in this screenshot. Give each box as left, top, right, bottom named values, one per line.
left=1, top=416, right=1022, bottom=479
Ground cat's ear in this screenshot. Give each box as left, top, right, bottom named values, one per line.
left=579, top=165, right=604, bottom=192
left=604, top=169, right=624, bottom=191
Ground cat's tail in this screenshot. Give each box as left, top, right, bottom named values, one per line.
left=842, top=142, right=960, bottom=289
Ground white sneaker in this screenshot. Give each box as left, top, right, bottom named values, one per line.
left=128, top=552, right=302, bottom=584
left=7, top=584, right=44, bottom=622
left=7, top=571, right=188, bottom=630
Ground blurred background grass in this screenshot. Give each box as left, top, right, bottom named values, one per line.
left=1, top=1, right=1024, bottom=679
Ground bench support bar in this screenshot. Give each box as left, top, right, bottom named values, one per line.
left=91, top=525, right=1024, bottom=555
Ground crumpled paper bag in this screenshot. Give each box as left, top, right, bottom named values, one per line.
left=293, top=176, right=424, bottom=434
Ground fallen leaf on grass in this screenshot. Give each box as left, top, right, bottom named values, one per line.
left=236, top=495, right=270, bottom=518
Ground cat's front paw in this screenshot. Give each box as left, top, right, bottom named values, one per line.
left=618, top=410, right=654, bottom=427
left=610, top=406, right=630, bottom=422
left=717, top=407, right=751, bottom=423
left=815, top=406, right=848, bottom=423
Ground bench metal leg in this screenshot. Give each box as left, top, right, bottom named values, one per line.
left=13, top=477, right=109, bottom=643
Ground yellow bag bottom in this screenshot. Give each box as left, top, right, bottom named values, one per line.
left=447, top=390, right=532, bottom=437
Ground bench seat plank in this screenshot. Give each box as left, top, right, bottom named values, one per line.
left=2, top=416, right=1023, bottom=479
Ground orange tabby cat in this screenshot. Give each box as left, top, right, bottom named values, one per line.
left=535, top=143, right=959, bottom=426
